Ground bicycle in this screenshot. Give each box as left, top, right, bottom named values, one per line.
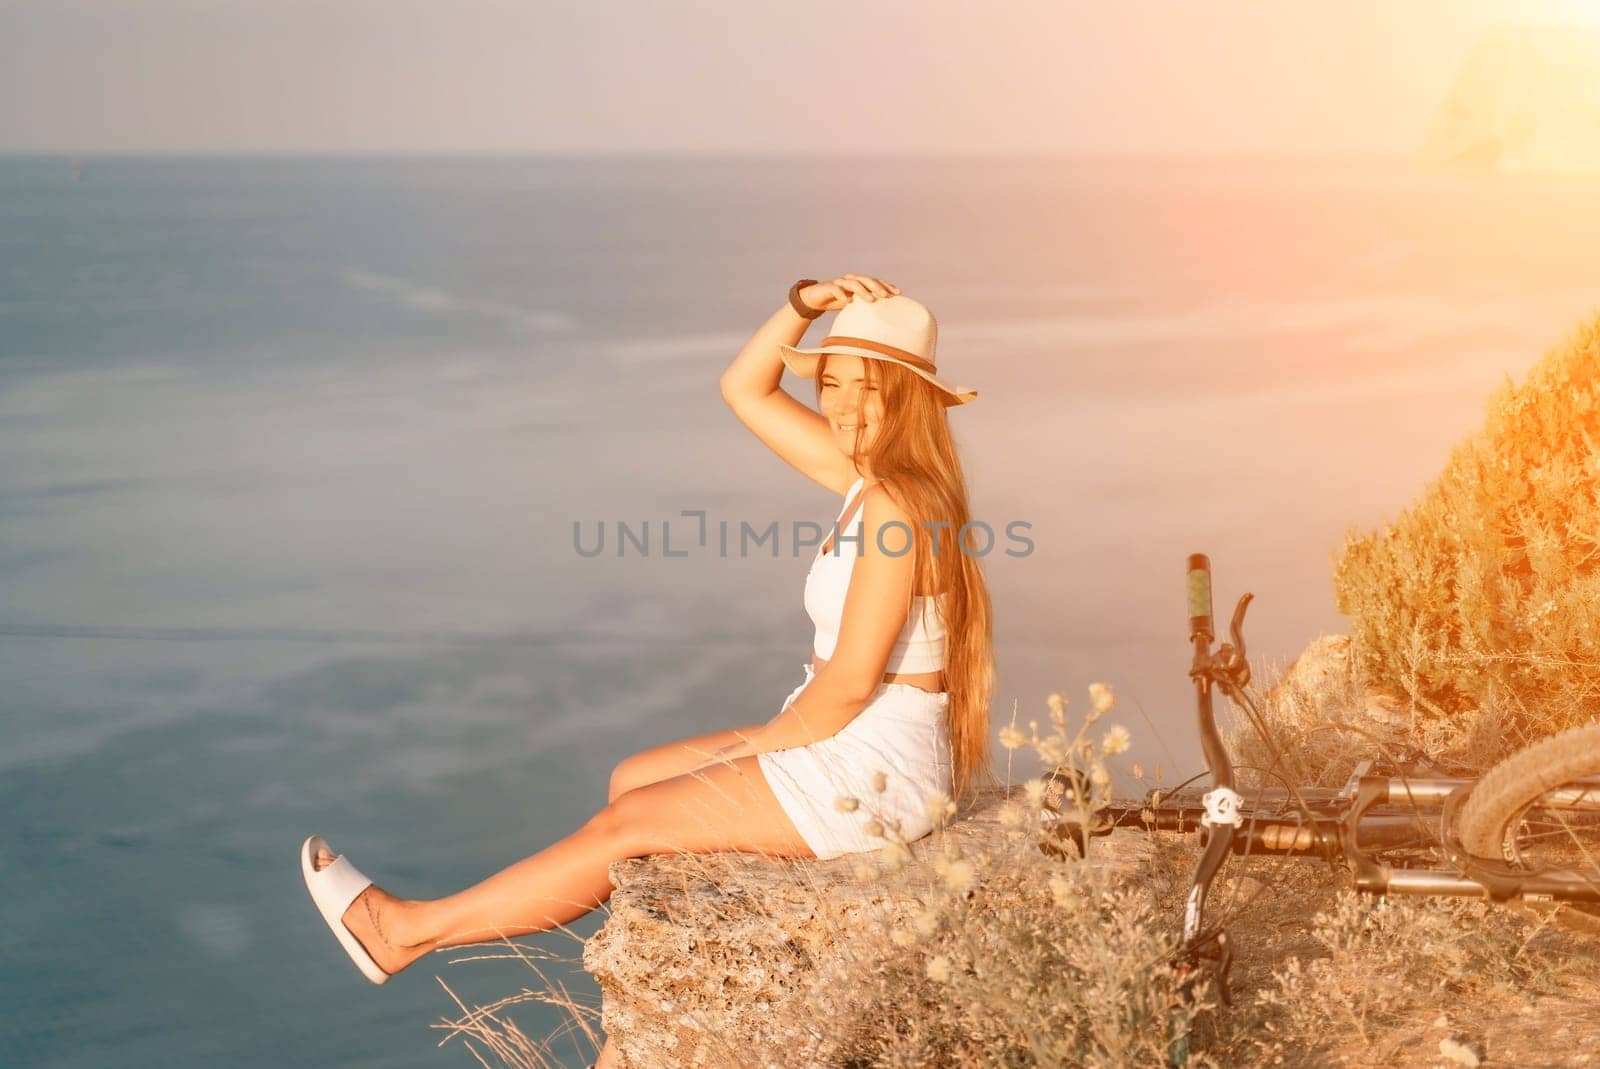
left=1037, top=554, right=1600, bottom=1066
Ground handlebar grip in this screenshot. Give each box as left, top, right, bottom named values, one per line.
left=1187, top=553, right=1214, bottom=643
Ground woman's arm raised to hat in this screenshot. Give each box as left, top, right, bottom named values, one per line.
left=719, top=274, right=899, bottom=496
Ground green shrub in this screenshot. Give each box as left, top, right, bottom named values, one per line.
left=1333, top=313, right=1600, bottom=746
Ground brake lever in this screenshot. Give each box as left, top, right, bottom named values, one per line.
left=1229, top=593, right=1251, bottom=665
left=1212, top=594, right=1254, bottom=691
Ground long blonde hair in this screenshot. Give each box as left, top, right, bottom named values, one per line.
left=816, top=353, right=997, bottom=803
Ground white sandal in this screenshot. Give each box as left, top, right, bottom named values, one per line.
left=300, top=834, right=392, bottom=985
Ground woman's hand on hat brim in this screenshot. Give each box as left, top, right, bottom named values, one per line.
left=799, top=274, right=901, bottom=313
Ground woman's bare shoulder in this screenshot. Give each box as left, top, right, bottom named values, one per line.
left=860, top=474, right=929, bottom=506
left=858, top=481, right=917, bottom=525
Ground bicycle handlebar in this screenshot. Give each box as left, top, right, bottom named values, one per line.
left=1186, top=553, right=1214, bottom=645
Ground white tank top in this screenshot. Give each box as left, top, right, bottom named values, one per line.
left=804, top=476, right=949, bottom=673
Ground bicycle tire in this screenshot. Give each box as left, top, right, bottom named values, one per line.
left=1456, top=722, right=1600, bottom=860
left=1452, top=722, right=1600, bottom=935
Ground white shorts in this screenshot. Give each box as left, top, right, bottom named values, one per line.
left=756, top=662, right=953, bottom=860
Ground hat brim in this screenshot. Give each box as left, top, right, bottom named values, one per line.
left=779, top=342, right=978, bottom=406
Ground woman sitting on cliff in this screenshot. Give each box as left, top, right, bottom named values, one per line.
left=301, top=272, right=995, bottom=1062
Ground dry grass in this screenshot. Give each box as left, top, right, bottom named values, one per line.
left=425, top=938, right=605, bottom=1068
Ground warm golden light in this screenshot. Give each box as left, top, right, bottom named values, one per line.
left=1421, top=12, right=1600, bottom=175
left=1553, top=1, right=1600, bottom=26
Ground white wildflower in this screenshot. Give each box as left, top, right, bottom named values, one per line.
left=1048, top=874, right=1078, bottom=909
left=998, top=724, right=1027, bottom=750
left=998, top=803, right=1027, bottom=828
left=1088, top=682, right=1116, bottom=717
left=834, top=795, right=860, bottom=813
left=1023, top=778, right=1048, bottom=809
left=942, top=859, right=975, bottom=893
left=1101, top=724, right=1131, bottom=756
left=1035, top=736, right=1067, bottom=766
left=913, top=907, right=941, bottom=937
left=863, top=818, right=885, bottom=839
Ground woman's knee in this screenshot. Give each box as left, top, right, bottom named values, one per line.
left=609, top=748, right=673, bottom=803
left=607, top=754, right=641, bottom=803
left=587, top=790, right=665, bottom=856
left=582, top=794, right=631, bottom=847
left=594, top=779, right=725, bottom=857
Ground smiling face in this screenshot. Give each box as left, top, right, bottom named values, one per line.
left=818, top=354, right=886, bottom=460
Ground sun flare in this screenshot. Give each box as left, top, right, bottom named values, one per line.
left=1551, top=0, right=1600, bottom=27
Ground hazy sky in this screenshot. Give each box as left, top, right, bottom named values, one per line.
left=1, top=0, right=1595, bottom=155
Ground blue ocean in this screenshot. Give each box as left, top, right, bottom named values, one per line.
left=2, top=154, right=1596, bottom=1066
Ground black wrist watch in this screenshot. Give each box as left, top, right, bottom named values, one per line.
left=788, top=278, right=824, bottom=320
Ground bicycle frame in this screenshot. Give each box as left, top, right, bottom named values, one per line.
left=1092, top=769, right=1600, bottom=903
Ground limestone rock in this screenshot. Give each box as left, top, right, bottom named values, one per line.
left=582, top=785, right=1152, bottom=1067
left=1270, top=633, right=1412, bottom=727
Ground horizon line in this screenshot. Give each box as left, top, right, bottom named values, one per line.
left=0, top=148, right=1418, bottom=162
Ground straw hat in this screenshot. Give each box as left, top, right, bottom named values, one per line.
left=778, top=295, right=978, bottom=406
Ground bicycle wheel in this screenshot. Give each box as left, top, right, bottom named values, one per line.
left=1455, top=722, right=1600, bottom=932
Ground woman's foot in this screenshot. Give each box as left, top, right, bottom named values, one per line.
left=312, top=846, right=427, bottom=976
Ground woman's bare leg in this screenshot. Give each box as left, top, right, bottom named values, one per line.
left=310, top=753, right=813, bottom=977
left=607, top=724, right=767, bottom=801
